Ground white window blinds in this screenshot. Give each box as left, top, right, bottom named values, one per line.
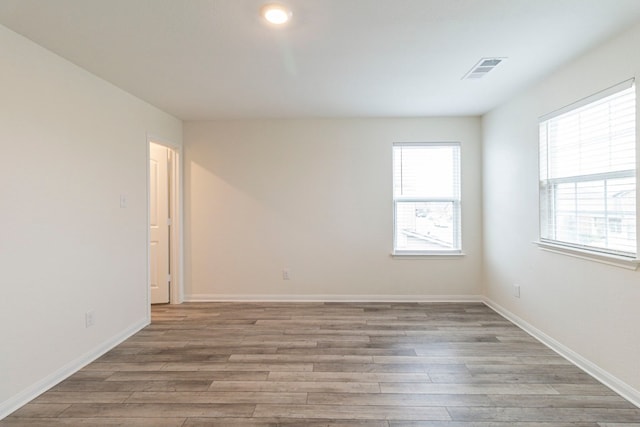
left=393, top=143, right=461, bottom=254
left=539, top=80, right=637, bottom=257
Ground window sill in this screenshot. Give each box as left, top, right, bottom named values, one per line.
left=391, top=251, right=465, bottom=259
left=534, top=241, right=639, bottom=270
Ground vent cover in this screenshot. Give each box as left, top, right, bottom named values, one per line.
left=463, top=57, right=506, bottom=80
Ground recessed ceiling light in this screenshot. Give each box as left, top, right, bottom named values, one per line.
left=260, top=3, right=292, bottom=25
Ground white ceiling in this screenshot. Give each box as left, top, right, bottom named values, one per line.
left=1, top=0, right=640, bottom=120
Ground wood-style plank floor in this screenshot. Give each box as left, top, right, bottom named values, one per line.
left=3, top=302, right=640, bottom=426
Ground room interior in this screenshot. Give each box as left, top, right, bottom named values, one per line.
left=2, top=0, right=640, bottom=422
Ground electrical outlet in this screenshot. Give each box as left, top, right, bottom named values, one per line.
left=282, top=268, right=291, bottom=280
left=513, top=284, right=521, bottom=298
left=85, top=310, right=95, bottom=328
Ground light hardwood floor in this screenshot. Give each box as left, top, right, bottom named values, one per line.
left=3, top=302, right=640, bottom=426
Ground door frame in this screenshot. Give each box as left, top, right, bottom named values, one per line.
left=146, top=134, right=183, bottom=311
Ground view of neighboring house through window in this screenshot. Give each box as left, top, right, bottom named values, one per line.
left=539, top=80, right=637, bottom=257
left=393, top=142, right=461, bottom=254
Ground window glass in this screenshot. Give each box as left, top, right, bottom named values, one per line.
left=539, top=82, right=636, bottom=257
left=393, top=143, right=461, bottom=254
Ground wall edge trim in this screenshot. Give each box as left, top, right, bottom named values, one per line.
left=0, top=318, right=149, bottom=420
left=185, top=294, right=483, bottom=303
left=482, top=297, right=640, bottom=409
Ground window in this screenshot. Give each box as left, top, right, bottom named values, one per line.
left=539, top=80, right=637, bottom=258
left=393, top=142, right=461, bottom=255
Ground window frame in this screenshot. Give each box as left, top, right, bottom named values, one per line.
left=392, top=142, right=463, bottom=257
left=537, top=79, right=639, bottom=267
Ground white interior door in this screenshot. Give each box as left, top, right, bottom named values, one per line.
left=150, top=142, right=170, bottom=304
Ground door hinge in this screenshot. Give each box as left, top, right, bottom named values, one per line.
left=167, top=218, right=172, bottom=226
left=167, top=274, right=172, bottom=283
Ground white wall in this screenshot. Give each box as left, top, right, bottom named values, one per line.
left=0, top=24, right=182, bottom=416
left=483, top=23, right=640, bottom=401
left=184, top=118, right=482, bottom=300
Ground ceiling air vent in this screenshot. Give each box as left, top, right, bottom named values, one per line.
left=463, top=57, right=506, bottom=80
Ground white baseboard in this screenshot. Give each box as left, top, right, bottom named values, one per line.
left=482, top=297, right=640, bottom=409
left=0, top=318, right=149, bottom=420
left=185, top=293, right=483, bottom=303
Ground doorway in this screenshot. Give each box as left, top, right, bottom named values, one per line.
left=148, top=139, right=182, bottom=305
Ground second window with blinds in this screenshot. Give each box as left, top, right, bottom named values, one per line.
left=393, top=142, right=462, bottom=255
left=539, top=79, right=637, bottom=259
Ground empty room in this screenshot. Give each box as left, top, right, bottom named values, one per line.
left=2, top=0, right=640, bottom=425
